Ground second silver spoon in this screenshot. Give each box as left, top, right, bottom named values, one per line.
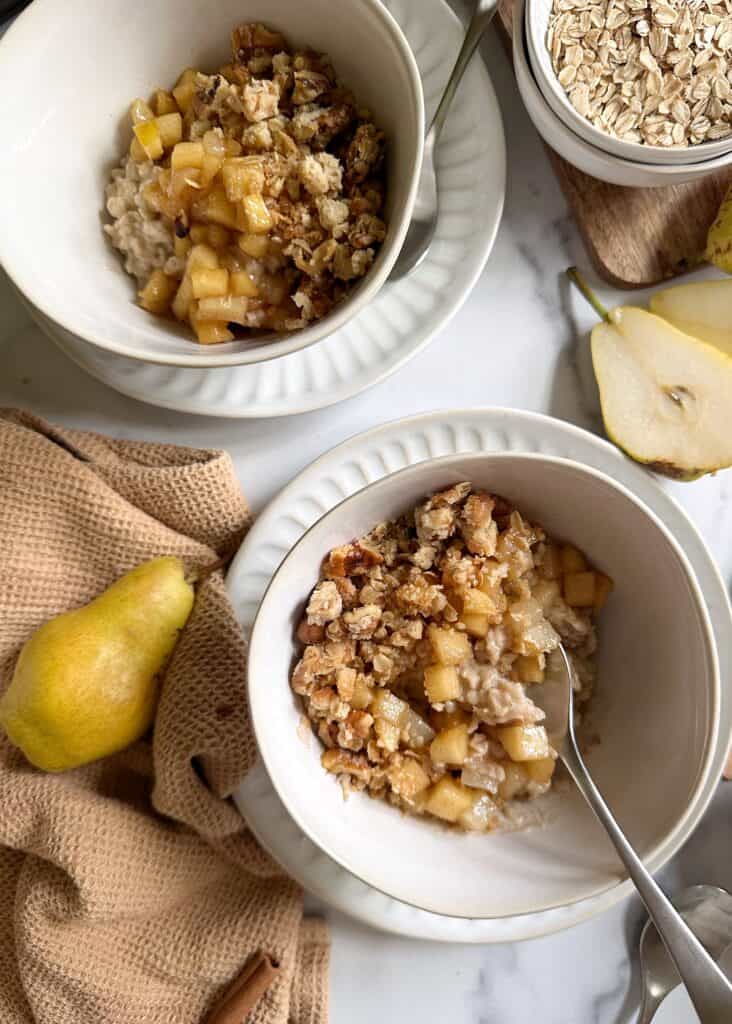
left=389, top=0, right=499, bottom=280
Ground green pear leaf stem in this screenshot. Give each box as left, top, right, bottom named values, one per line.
left=567, top=267, right=610, bottom=322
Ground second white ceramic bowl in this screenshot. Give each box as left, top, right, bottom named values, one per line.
left=0, top=0, right=423, bottom=368
left=526, top=0, right=732, bottom=167
left=248, top=452, right=719, bottom=919
left=514, top=0, right=732, bottom=187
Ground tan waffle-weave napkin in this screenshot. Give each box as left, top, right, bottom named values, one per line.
left=0, top=409, right=329, bottom=1024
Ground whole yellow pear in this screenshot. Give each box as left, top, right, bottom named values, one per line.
left=0, top=556, right=194, bottom=771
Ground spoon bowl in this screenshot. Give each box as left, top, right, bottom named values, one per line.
left=639, top=886, right=732, bottom=1024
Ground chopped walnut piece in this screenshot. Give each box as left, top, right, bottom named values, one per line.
left=344, top=123, right=384, bottom=184
left=291, top=102, right=353, bottom=148
left=321, top=747, right=372, bottom=781
left=335, top=667, right=357, bottom=702
left=296, top=619, right=325, bottom=645
left=460, top=492, right=498, bottom=556
left=348, top=212, right=386, bottom=250
left=342, top=604, right=382, bottom=638
left=326, top=540, right=383, bottom=577
left=292, top=69, right=332, bottom=105
left=242, top=79, right=280, bottom=122
left=232, top=22, right=287, bottom=62
left=332, top=244, right=374, bottom=281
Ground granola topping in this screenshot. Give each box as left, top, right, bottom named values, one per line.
left=291, top=483, right=613, bottom=832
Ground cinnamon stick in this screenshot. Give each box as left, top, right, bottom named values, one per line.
left=204, top=952, right=280, bottom=1024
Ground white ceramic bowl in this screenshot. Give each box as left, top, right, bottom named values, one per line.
left=248, top=452, right=719, bottom=920
left=526, top=0, right=732, bottom=167
left=0, top=0, right=423, bottom=368
left=514, top=0, right=732, bottom=187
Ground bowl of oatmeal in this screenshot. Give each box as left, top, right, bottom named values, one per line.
left=0, top=0, right=423, bottom=367
left=247, top=453, right=719, bottom=919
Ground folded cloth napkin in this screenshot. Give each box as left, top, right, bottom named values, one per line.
left=0, top=410, right=329, bottom=1024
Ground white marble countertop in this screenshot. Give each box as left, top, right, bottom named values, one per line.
left=1, top=14, right=731, bottom=1024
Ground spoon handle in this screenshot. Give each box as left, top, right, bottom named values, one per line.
left=427, top=0, right=499, bottom=145
left=637, top=986, right=664, bottom=1024
left=560, top=740, right=732, bottom=1023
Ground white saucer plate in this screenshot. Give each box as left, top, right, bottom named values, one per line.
left=31, top=0, right=506, bottom=418
left=228, top=408, right=732, bottom=943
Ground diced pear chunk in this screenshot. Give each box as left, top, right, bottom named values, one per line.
left=130, top=136, right=148, bottom=162
left=460, top=613, right=490, bottom=639
left=239, top=194, right=273, bottom=234
left=153, top=89, right=178, bottom=115
left=222, top=157, right=265, bottom=201
left=230, top=271, right=260, bottom=298
left=525, top=756, right=556, bottom=785
left=138, top=269, right=177, bottom=314
left=187, top=244, right=219, bottom=270
left=428, top=625, right=471, bottom=667
left=495, top=724, right=550, bottom=762
left=191, top=267, right=228, bottom=299
left=130, top=97, right=154, bottom=124
left=459, top=793, right=498, bottom=832
left=593, top=571, right=614, bottom=610
left=155, top=112, right=183, bottom=148
left=539, top=544, right=562, bottom=580
left=430, top=707, right=470, bottom=731
left=401, top=707, right=435, bottom=749
left=462, top=588, right=496, bottom=616
left=171, top=141, right=205, bottom=170
left=564, top=571, right=595, bottom=608
left=429, top=724, right=469, bottom=766
left=196, top=295, right=249, bottom=325
left=172, top=275, right=194, bottom=321
left=172, top=68, right=198, bottom=113
left=133, top=119, right=163, bottom=160
left=371, top=687, right=406, bottom=725
left=497, top=762, right=528, bottom=800
left=192, top=321, right=234, bottom=345
left=424, top=777, right=475, bottom=823
left=423, top=664, right=461, bottom=703
left=560, top=545, right=587, bottom=574
left=516, top=654, right=544, bottom=684
left=238, top=233, right=270, bottom=258
left=192, top=187, right=240, bottom=230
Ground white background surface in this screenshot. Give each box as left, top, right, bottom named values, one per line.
left=1, top=7, right=731, bottom=1023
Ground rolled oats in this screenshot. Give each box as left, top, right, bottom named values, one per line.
left=548, top=0, right=732, bottom=146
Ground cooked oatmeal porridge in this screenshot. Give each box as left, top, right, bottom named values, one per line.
left=104, top=22, right=387, bottom=345
left=291, top=483, right=613, bottom=832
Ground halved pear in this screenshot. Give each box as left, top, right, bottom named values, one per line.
left=650, top=280, right=732, bottom=355
left=592, top=306, right=732, bottom=480
left=706, top=183, right=732, bottom=274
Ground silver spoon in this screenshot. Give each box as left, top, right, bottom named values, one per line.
left=388, top=0, right=499, bottom=281
left=530, top=645, right=732, bottom=1023
left=639, top=885, right=732, bottom=1024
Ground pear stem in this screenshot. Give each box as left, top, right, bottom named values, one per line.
left=567, top=267, right=610, bottom=322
